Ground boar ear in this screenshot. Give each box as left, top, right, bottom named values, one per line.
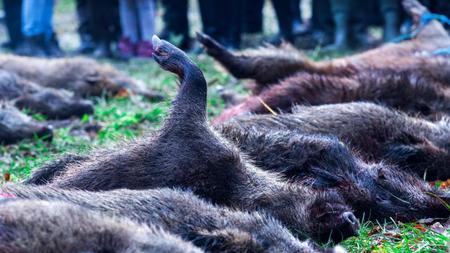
left=308, top=169, right=343, bottom=189
left=311, top=177, right=340, bottom=188
left=384, top=144, right=425, bottom=165
left=188, top=228, right=263, bottom=252
left=415, top=102, right=432, bottom=116
left=377, top=167, right=387, bottom=181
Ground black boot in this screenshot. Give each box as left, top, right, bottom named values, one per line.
left=92, top=39, right=112, bottom=58
left=327, top=12, right=350, bottom=51
left=383, top=11, right=400, bottom=42
left=15, top=34, right=47, bottom=57
left=46, top=33, right=64, bottom=58
left=351, top=21, right=373, bottom=49
left=75, top=33, right=95, bottom=54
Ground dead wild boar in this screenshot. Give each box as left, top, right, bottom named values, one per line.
left=218, top=126, right=450, bottom=221
left=0, top=199, right=203, bottom=253
left=211, top=69, right=450, bottom=124
left=0, top=70, right=94, bottom=119
left=23, top=36, right=359, bottom=244
left=198, top=0, right=450, bottom=89
left=0, top=103, right=52, bottom=144
left=0, top=55, right=164, bottom=100
left=2, top=185, right=346, bottom=253
left=219, top=102, right=450, bottom=181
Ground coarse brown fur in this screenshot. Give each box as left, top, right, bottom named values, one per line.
left=2, top=185, right=343, bottom=253
left=198, top=0, right=450, bottom=91
left=0, top=55, right=164, bottom=100
left=25, top=37, right=359, bottom=243
left=212, top=69, right=450, bottom=124
left=0, top=199, right=203, bottom=253
left=219, top=102, right=450, bottom=181
left=217, top=126, right=450, bottom=221
left=0, top=103, right=52, bottom=144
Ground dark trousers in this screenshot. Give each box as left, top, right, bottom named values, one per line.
left=76, top=0, right=91, bottom=38
left=291, top=0, right=302, bottom=25
left=161, top=0, right=189, bottom=39
left=242, top=0, right=297, bottom=41
left=271, top=0, right=295, bottom=40
left=86, top=0, right=120, bottom=43
left=198, top=0, right=242, bottom=47
left=3, top=0, right=23, bottom=48
left=242, top=0, right=264, bottom=34
left=312, top=0, right=333, bottom=33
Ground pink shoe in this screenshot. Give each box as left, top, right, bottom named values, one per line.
left=136, top=40, right=153, bottom=58
left=118, top=37, right=136, bottom=59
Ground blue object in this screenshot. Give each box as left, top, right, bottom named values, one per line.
left=22, top=0, right=54, bottom=40
left=393, top=12, right=450, bottom=43
left=432, top=47, right=450, bottom=56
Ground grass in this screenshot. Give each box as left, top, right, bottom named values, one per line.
left=0, top=0, right=448, bottom=252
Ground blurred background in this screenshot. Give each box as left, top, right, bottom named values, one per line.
left=1, top=0, right=449, bottom=59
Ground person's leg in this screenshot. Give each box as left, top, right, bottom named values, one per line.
left=379, top=0, right=401, bottom=42
left=351, top=0, right=372, bottom=48
left=18, top=0, right=47, bottom=56
left=242, top=0, right=264, bottom=34
left=118, top=0, right=138, bottom=58
left=198, top=0, right=220, bottom=39
left=136, top=0, right=155, bottom=41
left=88, top=0, right=120, bottom=58
left=136, top=0, right=155, bottom=57
left=329, top=0, right=351, bottom=50
left=311, top=0, right=334, bottom=46
left=271, top=0, right=295, bottom=42
left=119, top=0, right=139, bottom=43
left=41, top=0, right=63, bottom=57
left=41, top=0, right=54, bottom=41
left=160, top=0, right=191, bottom=49
left=3, top=0, right=23, bottom=49
left=291, top=0, right=308, bottom=35
left=221, top=0, right=242, bottom=48
left=22, top=0, right=47, bottom=37
left=76, top=0, right=90, bottom=36
left=75, top=0, right=95, bottom=53
left=240, top=0, right=264, bottom=48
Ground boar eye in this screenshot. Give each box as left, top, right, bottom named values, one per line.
left=375, top=194, right=389, bottom=203
left=377, top=169, right=387, bottom=181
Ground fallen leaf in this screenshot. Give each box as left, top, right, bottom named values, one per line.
left=383, top=232, right=402, bottom=239
left=368, top=226, right=382, bottom=236
left=3, top=172, right=10, bottom=181
left=414, top=223, right=427, bottom=232
left=115, top=88, right=131, bottom=98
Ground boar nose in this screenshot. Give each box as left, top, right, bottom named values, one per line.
left=37, top=126, right=53, bottom=142
left=342, top=212, right=358, bottom=225
left=80, top=101, right=94, bottom=115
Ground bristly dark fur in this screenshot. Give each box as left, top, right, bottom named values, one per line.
left=219, top=102, right=450, bottom=181
left=24, top=154, right=88, bottom=185
left=0, top=199, right=203, bottom=253
left=2, top=185, right=336, bottom=253
left=25, top=36, right=359, bottom=243
left=0, top=103, right=53, bottom=144
left=217, top=125, right=450, bottom=221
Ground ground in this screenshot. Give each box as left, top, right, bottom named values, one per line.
left=0, top=1, right=448, bottom=252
